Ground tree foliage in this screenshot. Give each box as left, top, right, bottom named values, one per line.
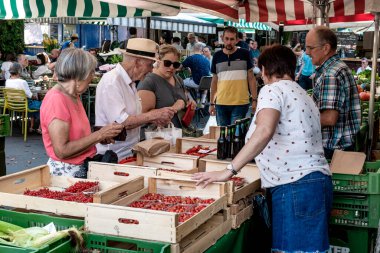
left=0, top=20, right=25, bottom=56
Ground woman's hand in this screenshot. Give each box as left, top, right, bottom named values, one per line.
left=192, top=170, right=233, bottom=188
left=96, top=123, right=124, bottom=144
left=172, top=99, right=186, bottom=112
left=188, top=100, right=197, bottom=110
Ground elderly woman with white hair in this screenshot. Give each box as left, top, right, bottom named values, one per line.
left=40, top=48, right=124, bottom=178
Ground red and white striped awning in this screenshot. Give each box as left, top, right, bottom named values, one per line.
left=239, top=0, right=374, bottom=23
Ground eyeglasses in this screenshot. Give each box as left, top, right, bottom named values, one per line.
left=306, top=45, right=323, bottom=51
left=163, top=60, right=181, bottom=69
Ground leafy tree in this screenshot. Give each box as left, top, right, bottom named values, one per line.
left=0, top=20, right=25, bottom=57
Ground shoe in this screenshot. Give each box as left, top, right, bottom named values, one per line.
left=36, top=129, right=42, bottom=135
left=28, top=128, right=35, bottom=133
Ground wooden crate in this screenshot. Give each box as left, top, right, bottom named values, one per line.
left=171, top=209, right=231, bottom=253
left=175, top=137, right=217, bottom=154
left=136, top=152, right=199, bottom=171
left=86, top=177, right=228, bottom=243
left=201, top=126, right=220, bottom=140
left=88, top=161, right=158, bottom=186
left=232, top=204, right=253, bottom=229
left=0, top=165, right=144, bottom=217
left=199, top=155, right=261, bottom=204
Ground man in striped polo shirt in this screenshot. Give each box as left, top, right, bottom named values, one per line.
left=209, top=26, right=257, bottom=126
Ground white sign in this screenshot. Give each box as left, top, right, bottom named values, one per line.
left=329, top=245, right=350, bottom=253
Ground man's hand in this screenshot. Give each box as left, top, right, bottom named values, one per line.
left=149, top=107, right=176, bottom=126
left=209, top=105, right=216, bottom=116
left=252, top=100, right=257, bottom=112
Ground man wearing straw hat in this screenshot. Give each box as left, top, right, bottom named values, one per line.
left=95, top=38, right=176, bottom=160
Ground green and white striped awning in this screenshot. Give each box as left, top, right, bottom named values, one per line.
left=227, top=19, right=272, bottom=31
left=0, top=0, right=169, bottom=20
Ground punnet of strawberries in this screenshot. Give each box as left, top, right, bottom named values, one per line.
left=184, top=145, right=217, bottom=157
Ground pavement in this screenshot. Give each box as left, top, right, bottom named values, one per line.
left=5, top=127, right=48, bottom=175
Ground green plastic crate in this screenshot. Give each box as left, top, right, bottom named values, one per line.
left=330, top=194, right=380, bottom=228
left=0, top=114, right=10, bottom=137
left=329, top=225, right=376, bottom=253
left=74, top=233, right=171, bottom=253
left=332, top=161, right=380, bottom=194
left=0, top=209, right=84, bottom=253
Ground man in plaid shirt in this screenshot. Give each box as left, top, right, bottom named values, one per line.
left=306, top=26, right=361, bottom=159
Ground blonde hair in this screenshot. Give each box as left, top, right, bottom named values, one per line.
left=158, top=45, right=180, bottom=60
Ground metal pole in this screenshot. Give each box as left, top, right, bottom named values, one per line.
left=367, top=13, right=380, bottom=159
left=146, top=17, right=151, bottom=39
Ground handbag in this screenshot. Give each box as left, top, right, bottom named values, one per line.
left=181, top=104, right=195, bottom=127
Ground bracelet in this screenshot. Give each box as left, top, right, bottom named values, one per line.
left=252, top=98, right=258, bottom=101
left=210, top=103, right=216, bottom=106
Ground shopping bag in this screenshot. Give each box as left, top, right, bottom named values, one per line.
left=181, top=104, right=195, bottom=127
left=145, top=123, right=182, bottom=146
left=202, top=115, right=217, bottom=135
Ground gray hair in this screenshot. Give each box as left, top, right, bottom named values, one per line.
left=9, top=63, right=22, bottom=75
left=55, top=48, right=97, bottom=82
left=193, top=43, right=204, bottom=52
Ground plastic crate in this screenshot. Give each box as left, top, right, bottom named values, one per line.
left=332, top=161, right=380, bottom=194
left=329, top=225, right=376, bottom=253
left=330, top=193, right=380, bottom=228
left=0, top=209, right=84, bottom=253
left=0, top=114, right=10, bottom=137
left=78, top=233, right=171, bottom=253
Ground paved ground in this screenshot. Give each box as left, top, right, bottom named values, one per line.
left=5, top=129, right=48, bottom=175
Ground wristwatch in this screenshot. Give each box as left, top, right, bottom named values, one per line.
left=226, top=163, right=238, bottom=175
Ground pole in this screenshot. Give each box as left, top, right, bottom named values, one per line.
left=367, top=13, right=380, bottom=159
left=146, top=17, right=151, bottom=39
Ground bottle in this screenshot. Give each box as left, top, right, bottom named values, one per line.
left=217, top=126, right=227, bottom=160
left=229, top=124, right=235, bottom=159
left=240, top=118, right=247, bottom=141
left=232, top=120, right=242, bottom=158
left=225, top=125, right=232, bottom=159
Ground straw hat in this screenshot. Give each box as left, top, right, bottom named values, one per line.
left=119, top=38, right=158, bottom=61
left=71, top=33, right=79, bottom=39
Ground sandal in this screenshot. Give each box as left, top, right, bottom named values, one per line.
left=36, top=129, right=42, bottom=135
left=28, top=128, right=35, bottom=133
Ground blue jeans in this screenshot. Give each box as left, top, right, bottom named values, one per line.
left=215, top=104, right=249, bottom=126
left=268, top=171, right=333, bottom=252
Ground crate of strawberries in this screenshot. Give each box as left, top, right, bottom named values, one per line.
left=86, top=177, right=228, bottom=243
left=0, top=165, right=144, bottom=217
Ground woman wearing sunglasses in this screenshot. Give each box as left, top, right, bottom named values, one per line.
left=138, top=45, right=196, bottom=128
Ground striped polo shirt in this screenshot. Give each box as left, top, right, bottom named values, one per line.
left=211, top=48, right=253, bottom=105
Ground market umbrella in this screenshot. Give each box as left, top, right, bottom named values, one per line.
left=95, top=0, right=180, bottom=16
left=0, top=0, right=170, bottom=19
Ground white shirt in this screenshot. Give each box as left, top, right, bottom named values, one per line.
left=172, top=43, right=184, bottom=51
left=356, top=66, right=371, bottom=74
left=246, top=80, right=330, bottom=188
left=5, top=78, right=33, bottom=98
left=32, top=65, right=51, bottom=79
left=95, top=64, right=141, bottom=160
left=1, top=61, right=13, bottom=80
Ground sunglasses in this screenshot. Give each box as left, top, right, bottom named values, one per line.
left=163, top=60, right=181, bottom=69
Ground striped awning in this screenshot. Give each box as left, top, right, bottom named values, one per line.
left=239, top=0, right=374, bottom=23
left=0, top=0, right=168, bottom=20
left=226, top=19, right=271, bottom=31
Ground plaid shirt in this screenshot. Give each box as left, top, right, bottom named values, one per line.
left=313, top=54, right=361, bottom=150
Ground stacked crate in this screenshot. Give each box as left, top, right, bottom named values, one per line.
left=329, top=161, right=380, bottom=253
